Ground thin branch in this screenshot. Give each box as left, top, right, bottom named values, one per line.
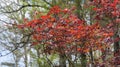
left=0, top=46, right=18, bottom=57
left=0, top=19, right=13, bottom=25
left=0, top=33, right=32, bottom=57
left=2, top=4, right=49, bottom=13
left=43, top=0, right=53, bottom=7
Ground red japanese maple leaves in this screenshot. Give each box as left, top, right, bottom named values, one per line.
left=92, top=0, right=120, bottom=21
left=17, top=6, right=113, bottom=54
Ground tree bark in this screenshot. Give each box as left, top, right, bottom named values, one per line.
left=15, top=59, right=19, bottom=67
left=114, top=35, right=120, bottom=55
left=24, top=46, right=28, bottom=67
left=81, top=53, right=87, bottom=67
left=90, top=48, right=94, bottom=67
left=114, top=34, right=120, bottom=66
left=59, top=54, right=66, bottom=67
left=37, top=49, right=41, bottom=67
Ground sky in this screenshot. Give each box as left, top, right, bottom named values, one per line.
left=0, top=0, right=20, bottom=66
left=0, top=13, right=15, bottom=66
left=0, top=0, right=30, bottom=66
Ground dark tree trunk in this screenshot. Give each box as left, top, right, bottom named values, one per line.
left=114, top=35, right=120, bottom=56
left=81, top=53, right=87, bottom=67
left=59, top=54, right=66, bottom=67
left=90, top=48, right=94, bottom=67
left=114, top=34, right=120, bottom=65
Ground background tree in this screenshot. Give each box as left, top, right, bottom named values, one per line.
left=0, top=0, right=49, bottom=67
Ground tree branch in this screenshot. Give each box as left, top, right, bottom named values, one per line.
left=2, top=4, right=49, bottom=13
left=43, top=0, right=53, bottom=7
left=0, top=33, right=32, bottom=57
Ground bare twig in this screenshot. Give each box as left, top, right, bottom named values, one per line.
left=43, top=0, right=53, bottom=6
left=2, top=4, right=49, bottom=13
left=0, top=19, right=13, bottom=25
left=0, top=33, right=32, bottom=57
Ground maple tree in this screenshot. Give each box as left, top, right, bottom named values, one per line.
left=91, top=0, right=120, bottom=66
left=2, top=0, right=118, bottom=67
left=18, top=6, right=112, bottom=52
left=16, top=5, right=115, bottom=67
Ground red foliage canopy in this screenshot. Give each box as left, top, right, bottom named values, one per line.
left=17, top=6, right=113, bottom=54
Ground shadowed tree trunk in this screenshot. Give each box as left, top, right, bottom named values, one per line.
left=114, top=35, right=120, bottom=56
left=59, top=54, right=66, bottom=67
left=81, top=53, right=87, bottom=67
left=90, top=48, right=94, bottom=67
left=114, top=34, right=120, bottom=66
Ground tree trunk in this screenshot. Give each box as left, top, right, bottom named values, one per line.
left=15, top=59, right=19, bottom=67
left=114, top=35, right=120, bottom=55
left=59, top=54, right=66, bottom=67
left=13, top=54, right=19, bottom=67
left=37, top=49, right=41, bottom=67
left=68, top=55, right=74, bottom=67
left=81, top=53, right=87, bottom=67
left=90, top=48, right=94, bottom=67
left=24, top=46, right=28, bottom=67
left=114, top=34, right=120, bottom=66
